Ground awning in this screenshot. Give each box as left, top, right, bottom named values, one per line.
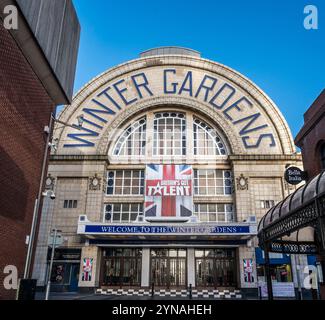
left=258, top=171, right=325, bottom=254
left=77, top=215, right=257, bottom=242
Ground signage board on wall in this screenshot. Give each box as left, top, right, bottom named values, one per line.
left=259, top=281, right=295, bottom=298
left=82, top=224, right=252, bottom=235
left=284, top=166, right=307, bottom=185
left=144, top=164, right=193, bottom=221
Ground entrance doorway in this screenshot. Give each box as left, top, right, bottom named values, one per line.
left=151, top=249, right=187, bottom=288
left=102, top=248, right=142, bottom=286
left=195, top=248, right=236, bottom=288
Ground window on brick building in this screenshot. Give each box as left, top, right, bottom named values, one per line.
left=320, top=143, right=325, bottom=170
left=63, top=200, right=78, bottom=209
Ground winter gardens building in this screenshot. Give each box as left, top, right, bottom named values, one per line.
left=32, top=47, right=307, bottom=298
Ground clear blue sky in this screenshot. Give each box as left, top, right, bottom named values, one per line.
left=72, top=0, right=324, bottom=138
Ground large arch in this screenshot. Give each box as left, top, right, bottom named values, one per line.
left=53, top=54, right=295, bottom=156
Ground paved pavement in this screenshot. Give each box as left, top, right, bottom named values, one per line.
left=35, top=292, right=255, bottom=300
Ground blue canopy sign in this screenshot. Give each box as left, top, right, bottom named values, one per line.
left=82, top=224, right=253, bottom=235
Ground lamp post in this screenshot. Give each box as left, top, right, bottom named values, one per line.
left=264, top=243, right=274, bottom=300
left=22, top=113, right=84, bottom=281
left=45, top=228, right=62, bottom=300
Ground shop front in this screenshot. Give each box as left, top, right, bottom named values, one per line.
left=78, top=218, right=255, bottom=290
left=98, top=246, right=238, bottom=289
left=47, top=249, right=81, bottom=292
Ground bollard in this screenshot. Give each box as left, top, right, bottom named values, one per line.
left=189, top=283, right=192, bottom=299
left=151, top=282, right=154, bottom=298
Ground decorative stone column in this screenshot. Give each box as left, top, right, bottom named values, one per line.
left=141, top=248, right=150, bottom=287
left=187, top=248, right=195, bottom=288
left=78, top=246, right=101, bottom=292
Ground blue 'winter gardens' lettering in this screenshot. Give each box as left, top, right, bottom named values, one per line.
left=64, top=69, right=275, bottom=149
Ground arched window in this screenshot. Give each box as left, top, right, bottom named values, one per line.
left=113, top=117, right=146, bottom=156
left=321, top=143, right=325, bottom=170
left=193, top=118, right=227, bottom=156
left=153, top=112, right=186, bottom=156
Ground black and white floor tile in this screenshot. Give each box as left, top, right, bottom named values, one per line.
left=96, top=288, right=242, bottom=299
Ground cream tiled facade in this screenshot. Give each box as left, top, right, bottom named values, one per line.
left=32, top=48, right=305, bottom=295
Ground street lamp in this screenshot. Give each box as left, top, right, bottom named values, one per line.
left=45, top=228, right=62, bottom=300
left=22, top=113, right=84, bottom=290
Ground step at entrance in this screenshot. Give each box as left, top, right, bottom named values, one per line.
left=96, top=288, right=242, bottom=299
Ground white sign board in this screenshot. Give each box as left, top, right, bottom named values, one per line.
left=259, top=281, right=295, bottom=298
left=48, top=233, right=63, bottom=248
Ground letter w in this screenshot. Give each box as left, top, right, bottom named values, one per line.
left=83, top=99, right=116, bottom=123
left=64, top=126, right=99, bottom=148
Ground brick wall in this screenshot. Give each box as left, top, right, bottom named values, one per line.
left=295, top=90, right=325, bottom=180
left=0, top=23, right=55, bottom=299
left=298, top=117, right=325, bottom=180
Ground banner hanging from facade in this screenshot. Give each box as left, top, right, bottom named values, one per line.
left=145, top=164, right=193, bottom=221
left=243, top=259, right=255, bottom=283
left=82, top=258, right=93, bottom=282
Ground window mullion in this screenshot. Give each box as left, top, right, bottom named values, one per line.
left=122, top=171, right=125, bottom=195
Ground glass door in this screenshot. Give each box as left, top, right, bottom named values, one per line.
left=151, top=249, right=187, bottom=288
left=195, top=259, right=214, bottom=287
left=105, top=258, right=121, bottom=286
left=195, top=249, right=237, bottom=288
left=103, top=248, right=142, bottom=286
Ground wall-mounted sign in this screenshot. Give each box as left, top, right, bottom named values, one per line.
left=82, top=224, right=252, bottom=235
left=259, top=281, right=295, bottom=298
left=48, top=249, right=81, bottom=261
left=284, top=166, right=307, bottom=185
left=145, top=164, right=193, bottom=221
left=62, top=67, right=278, bottom=151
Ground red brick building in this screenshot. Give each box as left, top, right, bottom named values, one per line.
left=295, top=89, right=325, bottom=299
left=0, top=0, right=80, bottom=299
left=295, top=89, right=325, bottom=179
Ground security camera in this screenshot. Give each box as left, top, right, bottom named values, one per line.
left=42, top=190, right=56, bottom=200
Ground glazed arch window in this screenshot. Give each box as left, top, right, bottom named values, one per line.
left=320, top=143, right=325, bottom=170
left=153, top=112, right=186, bottom=156
left=113, top=117, right=146, bottom=156
left=193, top=118, right=227, bottom=156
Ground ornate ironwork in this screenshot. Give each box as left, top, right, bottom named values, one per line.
left=268, top=240, right=318, bottom=254
left=264, top=201, right=318, bottom=241
left=258, top=192, right=325, bottom=253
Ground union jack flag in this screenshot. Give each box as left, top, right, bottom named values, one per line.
left=82, top=258, right=93, bottom=281
left=145, top=164, right=193, bottom=220
left=243, top=259, right=254, bottom=283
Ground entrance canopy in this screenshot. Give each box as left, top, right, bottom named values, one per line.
left=258, top=171, right=325, bottom=254
left=78, top=215, right=257, bottom=243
